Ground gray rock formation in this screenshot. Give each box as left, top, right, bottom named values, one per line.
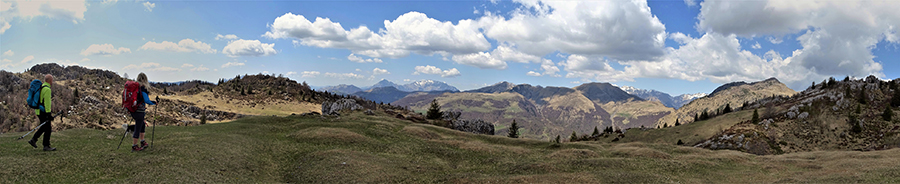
left=321, top=98, right=363, bottom=116
left=449, top=119, right=494, bottom=135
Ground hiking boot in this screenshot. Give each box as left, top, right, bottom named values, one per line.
left=132, top=145, right=143, bottom=152
left=27, top=139, right=37, bottom=148
left=140, top=141, right=149, bottom=149
left=43, top=146, right=56, bottom=151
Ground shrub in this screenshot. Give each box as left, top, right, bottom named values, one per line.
left=884, top=106, right=894, bottom=122
left=569, top=131, right=578, bottom=142
left=508, top=120, right=519, bottom=138
left=426, top=99, right=442, bottom=120
left=677, top=139, right=684, bottom=145
left=751, top=109, right=759, bottom=124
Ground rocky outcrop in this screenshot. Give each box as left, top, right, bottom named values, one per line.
left=450, top=119, right=495, bottom=135
left=176, top=104, right=244, bottom=121
left=321, top=99, right=364, bottom=116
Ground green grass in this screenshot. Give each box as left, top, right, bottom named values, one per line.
left=3, top=111, right=900, bottom=183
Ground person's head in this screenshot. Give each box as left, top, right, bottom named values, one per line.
left=136, top=72, right=148, bottom=87
left=44, top=74, right=53, bottom=85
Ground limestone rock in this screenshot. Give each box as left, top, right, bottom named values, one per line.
left=321, top=98, right=363, bottom=116
left=449, top=119, right=494, bottom=135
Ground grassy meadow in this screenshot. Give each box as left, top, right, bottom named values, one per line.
left=2, top=111, right=900, bottom=183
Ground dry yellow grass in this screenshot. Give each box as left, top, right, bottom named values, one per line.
left=160, top=91, right=320, bottom=117
left=601, top=98, right=673, bottom=126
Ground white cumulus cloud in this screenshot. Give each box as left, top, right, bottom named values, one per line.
left=0, top=0, right=87, bottom=34
left=373, top=68, right=390, bottom=75
left=140, top=39, right=217, bottom=54
left=81, top=44, right=131, bottom=56
left=450, top=52, right=507, bottom=69
left=413, top=65, right=460, bottom=78
left=347, top=54, right=383, bottom=63
left=142, top=1, right=155, bottom=12
left=221, top=61, right=245, bottom=68
left=3, top=50, right=13, bottom=57
left=222, top=39, right=277, bottom=57
left=215, top=34, right=239, bottom=40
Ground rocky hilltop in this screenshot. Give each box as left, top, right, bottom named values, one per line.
left=693, top=76, right=900, bottom=155
left=656, top=78, right=797, bottom=127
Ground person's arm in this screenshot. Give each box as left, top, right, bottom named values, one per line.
left=42, top=85, right=52, bottom=113
left=142, top=91, right=156, bottom=105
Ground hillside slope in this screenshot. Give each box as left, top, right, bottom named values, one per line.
left=691, top=76, right=900, bottom=155
left=3, top=111, right=900, bottom=183
left=656, top=78, right=797, bottom=127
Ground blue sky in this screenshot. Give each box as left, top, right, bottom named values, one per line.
left=1, top=0, right=898, bottom=96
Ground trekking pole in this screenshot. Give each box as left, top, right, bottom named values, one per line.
left=17, top=111, right=64, bottom=140
left=151, top=96, right=158, bottom=148
left=116, top=124, right=129, bottom=150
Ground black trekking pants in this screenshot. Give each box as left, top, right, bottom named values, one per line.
left=32, top=113, right=52, bottom=147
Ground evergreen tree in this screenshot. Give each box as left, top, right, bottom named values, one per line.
left=677, top=139, right=684, bottom=145
left=811, top=81, right=816, bottom=89
left=675, top=119, right=681, bottom=126
left=426, top=99, right=443, bottom=120
left=555, top=135, right=561, bottom=144
left=844, top=76, right=851, bottom=82
left=700, top=110, right=709, bottom=121
left=508, top=120, right=520, bottom=138
left=752, top=109, right=759, bottom=124
left=200, top=112, right=207, bottom=125
left=856, top=105, right=862, bottom=115
left=883, top=106, right=893, bottom=122
left=859, top=88, right=867, bottom=104
left=163, top=87, right=168, bottom=95
left=74, top=88, right=79, bottom=98
left=849, top=112, right=861, bottom=133
left=723, top=104, right=732, bottom=114
left=241, top=87, right=246, bottom=96
left=892, top=88, right=900, bottom=107
left=592, top=126, right=600, bottom=137
left=694, top=113, right=699, bottom=122
left=569, top=131, right=578, bottom=142
left=664, top=124, right=668, bottom=128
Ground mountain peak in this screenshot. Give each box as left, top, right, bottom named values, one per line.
left=466, top=81, right=516, bottom=93
left=575, top=82, right=642, bottom=103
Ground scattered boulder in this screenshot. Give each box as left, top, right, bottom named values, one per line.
left=798, top=112, right=809, bottom=119
left=449, top=119, right=494, bottom=135
left=321, top=99, right=363, bottom=116
left=364, top=109, right=375, bottom=115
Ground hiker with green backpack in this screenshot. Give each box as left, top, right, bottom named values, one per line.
left=123, top=73, right=156, bottom=151
left=26, top=74, right=56, bottom=151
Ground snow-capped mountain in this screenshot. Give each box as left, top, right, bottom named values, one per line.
left=620, top=86, right=706, bottom=109
left=402, top=79, right=459, bottom=92
left=325, top=79, right=458, bottom=93
left=319, top=84, right=363, bottom=95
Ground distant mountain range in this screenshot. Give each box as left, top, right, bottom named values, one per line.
left=321, top=79, right=459, bottom=95
left=393, top=81, right=672, bottom=140
left=619, top=86, right=707, bottom=109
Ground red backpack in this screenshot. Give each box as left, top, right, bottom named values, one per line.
left=123, top=81, right=141, bottom=113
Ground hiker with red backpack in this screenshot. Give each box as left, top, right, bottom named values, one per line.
left=26, top=74, right=56, bottom=151
left=123, top=73, right=156, bottom=151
